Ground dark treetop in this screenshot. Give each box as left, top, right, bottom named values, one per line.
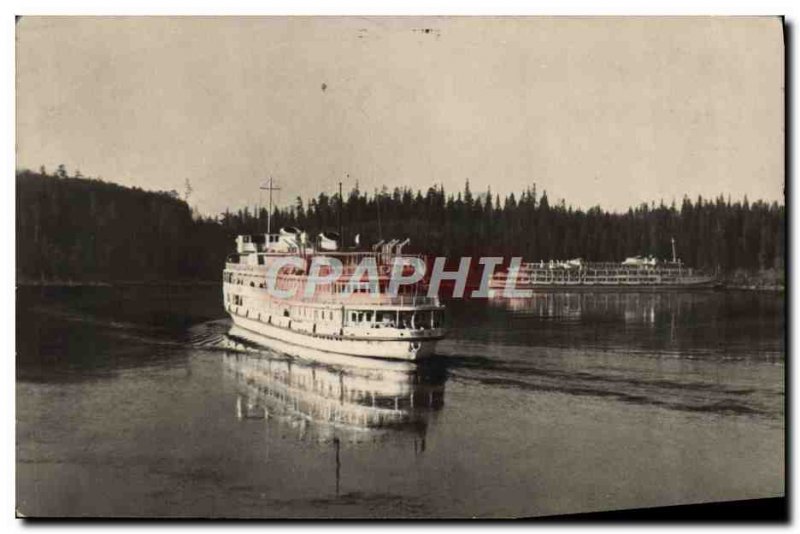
left=17, top=169, right=785, bottom=284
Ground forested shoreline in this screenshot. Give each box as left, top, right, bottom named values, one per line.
left=16, top=168, right=229, bottom=283
left=16, top=168, right=785, bottom=289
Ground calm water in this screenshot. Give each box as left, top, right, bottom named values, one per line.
left=16, top=286, right=785, bottom=518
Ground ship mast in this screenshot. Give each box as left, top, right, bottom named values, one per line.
left=338, top=180, right=343, bottom=242
left=260, top=177, right=281, bottom=235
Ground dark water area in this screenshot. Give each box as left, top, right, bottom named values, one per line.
left=16, top=285, right=785, bottom=518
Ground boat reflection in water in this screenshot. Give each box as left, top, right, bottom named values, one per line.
left=488, top=291, right=700, bottom=325
left=222, top=325, right=447, bottom=444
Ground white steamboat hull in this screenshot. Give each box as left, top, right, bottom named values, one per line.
left=227, top=311, right=440, bottom=361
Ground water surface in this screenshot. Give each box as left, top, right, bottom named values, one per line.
left=16, top=286, right=785, bottom=518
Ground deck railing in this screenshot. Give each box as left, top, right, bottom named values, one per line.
left=284, top=293, right=440, bottom=308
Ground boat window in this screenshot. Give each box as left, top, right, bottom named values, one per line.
left=377, top=310, right=397, bottom=328
left=399, top=311, right=415, bottom=329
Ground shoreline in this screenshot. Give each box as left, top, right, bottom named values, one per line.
left=15, top=279, right=782, bottom=292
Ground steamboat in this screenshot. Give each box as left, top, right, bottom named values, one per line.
left=222, top=228, right=445, bottom=361
left=489, top=255, right=717, bottom=293
left=489, top=239, right=717, bottom=293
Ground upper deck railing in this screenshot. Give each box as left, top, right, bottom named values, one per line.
left=504, top=261, right=698, bottom=274
left=226, top=251, right=426, bottom=268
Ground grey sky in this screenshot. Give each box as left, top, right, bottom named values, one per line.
left=16, top=16, right=784, bottom=216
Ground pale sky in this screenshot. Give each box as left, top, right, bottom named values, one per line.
left=16, top=16, right=784, bottom=216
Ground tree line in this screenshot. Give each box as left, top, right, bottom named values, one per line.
left=16, top=168, right=229, bottom=282
left=224, top=181, right=785, bottom=274
left=17, top=168, right=784, bottom=283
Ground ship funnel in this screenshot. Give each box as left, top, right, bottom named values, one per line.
left=263, top=227, right=303, bottom=252
left=280, top=226, right=301, bottom=237
left=318, top=231, right=340, bottom=251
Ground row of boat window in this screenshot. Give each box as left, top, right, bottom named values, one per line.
left=226, top=293, right=443, bottom=329
left=506, top=274, right=667, bottom=283
left=227, top=293, right=344, bottom=323
left=224, top=271, right=410, bottom=294
left=227, top=293, right=300, bottom=317
left=347, top=310, right=443, bottom=329
left=511, top=272, right=667, bottom=278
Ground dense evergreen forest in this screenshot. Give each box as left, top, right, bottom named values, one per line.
left=228, top=181, right=785, bottom=276
left=16, top=168, right=229, bottom=282
left=16, top=168, right=785, bottom=285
